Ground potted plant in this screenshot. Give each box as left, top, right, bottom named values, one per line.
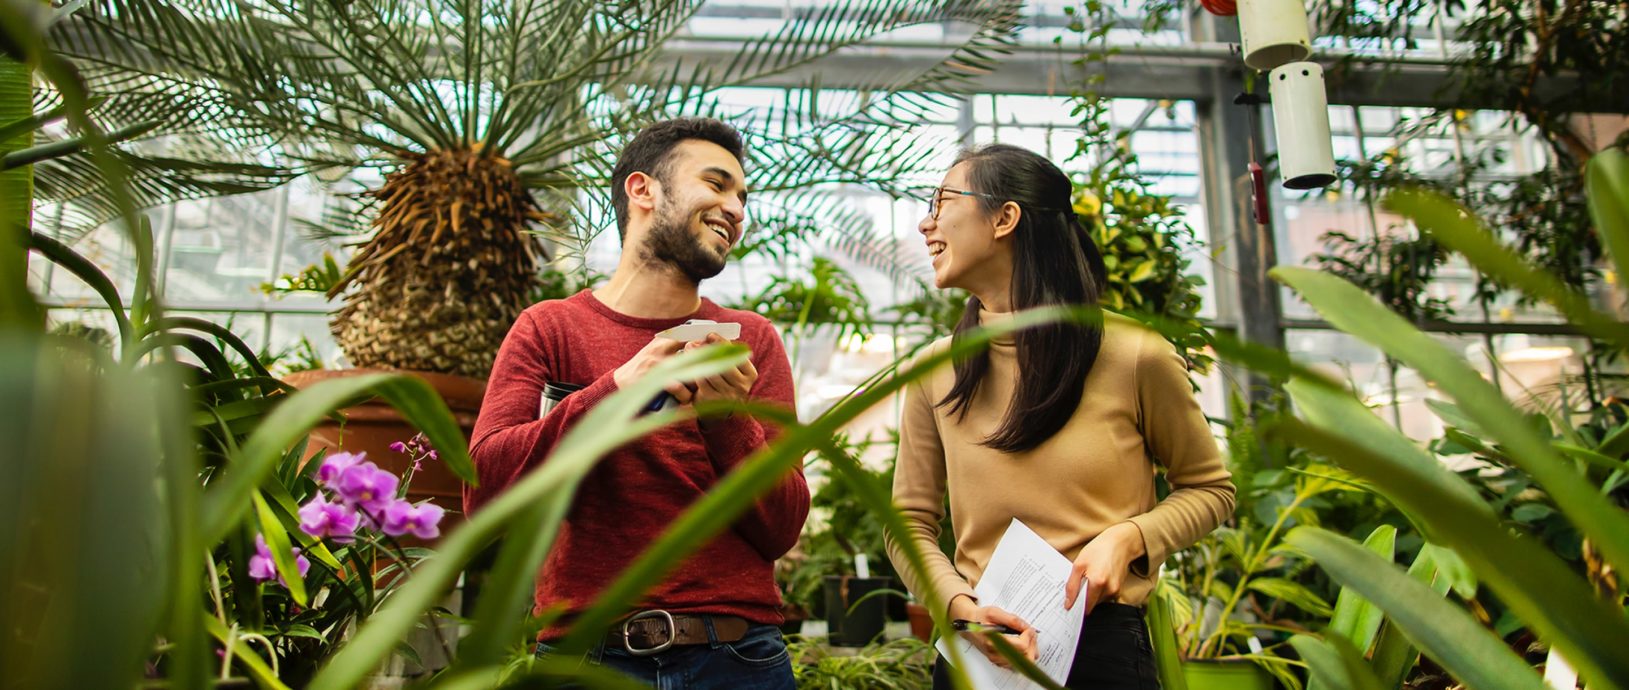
left=777, top=433, right=904, bottom=647
left=1155, top=398, right=1391, bottom=690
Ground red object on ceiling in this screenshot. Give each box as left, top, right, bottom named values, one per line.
left=1200, top=0, right=1238, bottom=16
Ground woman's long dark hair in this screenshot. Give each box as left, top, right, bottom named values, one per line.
left=936, top=144, right=1108, bottom=453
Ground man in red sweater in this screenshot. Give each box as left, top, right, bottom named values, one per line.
left=464, top=117, right=809, bottom=688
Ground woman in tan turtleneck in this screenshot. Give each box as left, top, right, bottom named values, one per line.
left=885, top=144, right=1236, bottom=690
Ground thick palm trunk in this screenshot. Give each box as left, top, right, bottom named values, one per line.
left=330, top=147, right=544, bottom=378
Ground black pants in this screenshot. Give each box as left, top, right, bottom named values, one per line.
left=932, top=603, right=1160, bottom=690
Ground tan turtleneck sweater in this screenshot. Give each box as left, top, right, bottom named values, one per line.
left=885, top=311, right=1236, bottom=614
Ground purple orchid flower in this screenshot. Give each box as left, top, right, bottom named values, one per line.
left=297, top=492, right=360, bottom=543
left=316, top=451, right=365, bottom=486
left=335, top=461, right=399, bottom=514
left=380, top=499, right=446, bottom=540
left=248, top=534, right=311, bottom=585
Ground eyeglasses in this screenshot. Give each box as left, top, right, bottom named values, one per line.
left=926, top=186, right=1004, bottom=220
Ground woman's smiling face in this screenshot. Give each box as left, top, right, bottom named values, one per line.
left=920, top=162, right=1010, bottom=293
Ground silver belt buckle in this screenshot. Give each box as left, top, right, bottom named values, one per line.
left=622, top=610, right=676, bottom=656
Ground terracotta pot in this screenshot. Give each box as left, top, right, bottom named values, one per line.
left=281, top=368, right=486, bottom=535
left=905, top=601, right=934, bottom=643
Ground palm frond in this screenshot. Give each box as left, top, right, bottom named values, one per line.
left=33, top=140, right=294, bottom=240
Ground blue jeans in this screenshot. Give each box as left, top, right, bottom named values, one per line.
left=536, top=623, right=795, bottom=690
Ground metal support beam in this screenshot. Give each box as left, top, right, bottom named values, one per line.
left=1193, top=13, right=1285, bottom=409
left=654, top=36, right=1628, bottom=112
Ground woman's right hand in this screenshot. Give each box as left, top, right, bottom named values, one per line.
left=949, top=595, right=1038, bottom=668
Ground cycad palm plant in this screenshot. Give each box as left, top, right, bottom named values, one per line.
left=47, top=0, right=1022, bottom=377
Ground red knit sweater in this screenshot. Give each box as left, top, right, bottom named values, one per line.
left=463, top=289, right=809, bottom=636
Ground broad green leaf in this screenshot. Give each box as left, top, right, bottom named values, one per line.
left=150, top=315, right=273, bottom=380
left=201, top=373, right=471, bottom=545
left=1325, top=526, right=1395, bottom=656
left=1415, top=542, right=1475, bottom=599
left=1370, top=545, right=1452, bottom=690
left=1597, top=417, right=1629, bottom=459
left=1383, top=189, right=1629, bottom=349
left=1424, top=399, right=1487, bottom=436
left=1147, top=581, right=1191, bottom=690
left=0, top=338, right=175, bottom=690
left=257, top=477, right=343, bottom=571
left=1291, top=633, right=1386, bottom=690
left=1274, top=265, right=1629, bottom=579
left=1248, top=577, right=1333, bottom=617
left=1277, top=419, right=1629, bottom=690
left=25, top=231, right=132, bottom=347
left=1586, top=148, right=1629, bottom=295
left=1553, top=444, right=1629, bottom=474
left=1286, top=378, right=1486, bottom=517
left=282, top=624, right=325, bottom=641
left=1288, top=527, right=1546, bottom=690
left=253, top=492, right=308, bottom=606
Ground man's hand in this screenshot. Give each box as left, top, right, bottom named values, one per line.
left=688, top=332, right=756, bottom=410
left=612, top=337, right=695, bottom=405
left=1063, top=522, right=1145, bottom=614
left=948, top=594, right=1038, bottom=668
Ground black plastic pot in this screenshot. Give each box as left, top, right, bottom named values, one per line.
left=822, top=575, right=892, bottom=647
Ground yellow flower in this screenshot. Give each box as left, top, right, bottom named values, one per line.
left=1075, top=191, right=1102, bottom=217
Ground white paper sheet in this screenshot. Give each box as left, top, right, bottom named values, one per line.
left=936, top=518, right=1087, bottom=690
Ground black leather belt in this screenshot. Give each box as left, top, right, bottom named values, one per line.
left=604, top=611, right=751, bottom=656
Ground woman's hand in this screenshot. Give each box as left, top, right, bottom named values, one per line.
left=948, top=595, right=1038, bottom=668
left=1063, top=522, right=1146, bottom=614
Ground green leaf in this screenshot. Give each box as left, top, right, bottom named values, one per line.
left=1585, top=147, right=1629, bottom=296
left=1247, top=577, right=1333, bottom=617
left=1291, top=633, right=1386, bottom=690
left=1286, top=379, right=1486, bottom=516
left=1129, top=260, right=1157, bottom=283
left=1287, top=527, right=1546, bottom=690
left=1146, top=581, right=1191, bottom=690
left=26, top=231, right=133, bottom=347
left=1424, top=399, right=1487, bottom=436
left=0, top=338, right=179, bottom=689
left=1553, top=444, right=1629, bottom=474
left=253, top=492, right=307, bottom=606
left=1274, top=266, right=1629, bottom=580
left=282, top=624, right=326, bottom=642
left=1510, top=503, right=1556, bottom=522
left=1383, top=189, right=1629, bottom=349
left=1416, top=542, right=1476, bottom=599
left=1326, top=525, right=1395, bottom=656
left=1369, top=548, right=1445, bottom=690
left=1275, top=418, right=1629, bottom=690
left=200, top=373, right=471, bottom=545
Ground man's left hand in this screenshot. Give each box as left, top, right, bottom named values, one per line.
left=688, top=333, right=757, bottom=410
left=1063, top=522, right=1145, bottom=614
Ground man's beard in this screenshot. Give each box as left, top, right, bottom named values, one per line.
left=643, top=200, right=727, bottom=285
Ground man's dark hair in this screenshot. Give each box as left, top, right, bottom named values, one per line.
left=610, top=118, right=746, bottom=241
